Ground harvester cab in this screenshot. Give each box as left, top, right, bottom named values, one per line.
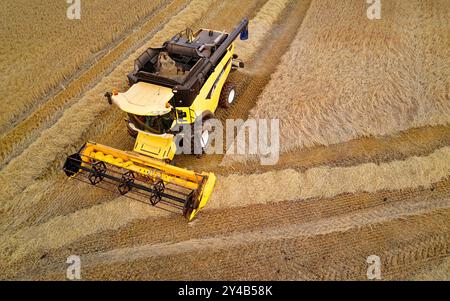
left=63, top=19, right=249, bottom=221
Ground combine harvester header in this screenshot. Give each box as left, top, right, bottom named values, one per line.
left=64, top=142, right=215, bottom=221
left=63, top=19, right=249, bottom=221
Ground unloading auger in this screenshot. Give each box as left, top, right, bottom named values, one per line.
left=63, top=19, right=249, bottom=221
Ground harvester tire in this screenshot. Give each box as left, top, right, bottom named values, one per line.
left=219, top=82, right=236, bottom=109
left=127, top=122, right=138, bottom=138
left=191, top=116, right=213, bottom=156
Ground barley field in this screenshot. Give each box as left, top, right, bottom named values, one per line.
left=244, top=0, right=450, bottom=153
left=0, top=0, right=165, bottom=134
left=0, top=0, right=449, bottom=280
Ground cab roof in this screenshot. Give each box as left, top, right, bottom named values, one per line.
left=112, top=82, right=173, bottom=116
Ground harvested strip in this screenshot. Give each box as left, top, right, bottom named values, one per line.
left=40, top=178, right=450, bottom=259
left=14, top=198, right=450, bottom=279
left=83, top=197, right=449, bottom=266
left=213, top=147, right=450, bottom=208
left=219, top=124, right=450, bottom=174
left=77, top=211, right=448, bottom=280
left=0, top=177, right=120, bottom=233
left=0, top=198, right=166, bottom=263
left=2, top=147, right=449, bottom=263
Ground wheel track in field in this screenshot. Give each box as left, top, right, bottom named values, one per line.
left=40, top=210, right=450, bottom=280
left=411, top=256, right=450, bottom=280
left=83, top=230, right=450, bottom=280
left=0, top=0, right=191, bottom=170
left=39, top=178, right=450, bottom=257
left=7, top=179, right=449, bottom=279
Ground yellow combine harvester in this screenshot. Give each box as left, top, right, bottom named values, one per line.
left=63, top=19, right=249, bottom=221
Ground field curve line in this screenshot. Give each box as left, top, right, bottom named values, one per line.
left=2, top=147, right=449, bottom=263
left=83, top=197, right=450, bottom=266
left=0, top=198, right=166, bottom=263
left=212, top=146, right=450, bottom=209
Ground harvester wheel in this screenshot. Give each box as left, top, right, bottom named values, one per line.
left=191, top=116, right=213, bottom=155
left=126, top=122, right=138, bottom=138
left=219, top=82, right=236, bottom=109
